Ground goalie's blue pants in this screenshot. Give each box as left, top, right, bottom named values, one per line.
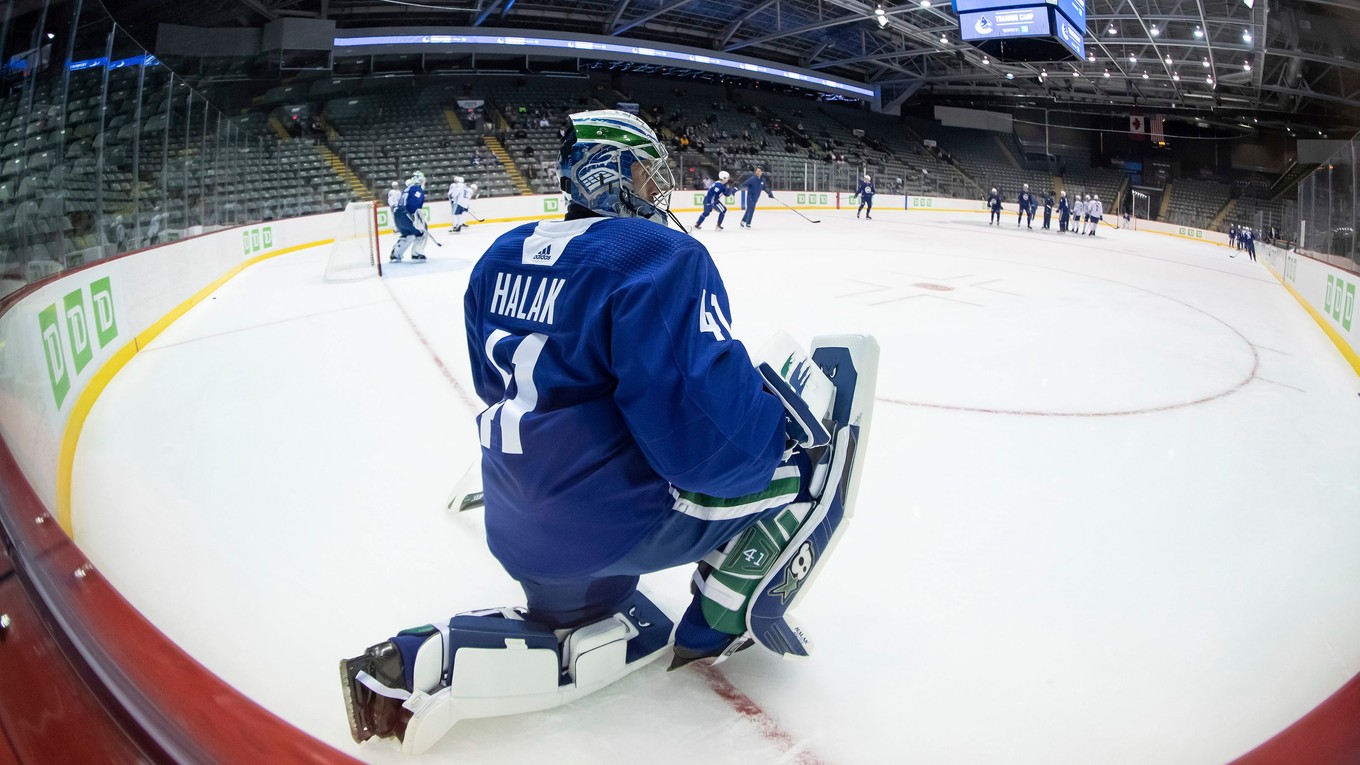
left=508, top=503, right=786, bottom=631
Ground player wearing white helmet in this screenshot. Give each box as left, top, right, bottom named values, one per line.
left=987, top=187, right=1002, bottom=225
left=448, top=175, right=465, bottom=222
left=390, top=171, right=428, bottom=262
left=856, top=173, right=875, bottom=220
left=452, top=181, right=477, bottom=231
left=695, top=170, right=730, bottom=230
left=1017, top=183, right=1036, bottom=229
left=1087, top=194, right=1103, bottom=236
left=386, top=180, right=401, bottom=209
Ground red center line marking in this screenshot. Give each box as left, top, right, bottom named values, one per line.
left=699, top=666, right=828, bottom=765
left=381, top=280, right=482, bottom=414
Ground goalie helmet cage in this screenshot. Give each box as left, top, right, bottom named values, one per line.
left=324, top=200, right=383, bottom=281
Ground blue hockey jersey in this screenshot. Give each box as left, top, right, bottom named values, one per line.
left=704, top=181, right=728, bottom=205
left=463, top=216, right=786, bottom=579
left=857, top=179, right=875, bottom=198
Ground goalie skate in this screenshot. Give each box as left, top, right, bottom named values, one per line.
left=745, top=335, right=878, bottom=659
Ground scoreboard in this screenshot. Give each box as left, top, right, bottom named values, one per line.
left=953, top=0, right=1086, bottom=62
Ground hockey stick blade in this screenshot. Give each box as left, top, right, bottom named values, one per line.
left=458, top=491, right=484, bottom=512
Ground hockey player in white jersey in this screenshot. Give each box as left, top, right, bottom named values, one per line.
left=1071, top=194, right=1087, bottom=235
left=1087, top=194, right=1103, bottom=236
left=447, top=176, right=465, bottom=224
left=451, top=181, right=476, bottom=232
left=386, top=180, right=401, bottom=209
left=338, top=109, right=877, bottom=754
left=390, top=171, right=429, bottom=262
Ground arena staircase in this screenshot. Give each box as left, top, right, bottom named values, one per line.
left=1052, top=176, right=1064, bottom=196
left=1208, top=198, right=1238, bottom=231
left=483, top=136, right=533, bottom=195
left=1112, top=176, right=1130, bottom=216
left=317, top=144, right=370, bottom=200
left=1157, top=181, right=1174, bottom=220
left=444, top=109, right=463, bottom=134
left=994, top=135, right=1023, bottom=171
left=268, top=115, right=291, bottom=141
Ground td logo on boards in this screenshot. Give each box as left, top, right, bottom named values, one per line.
left=1325, top=274, right=1355, bottom=332
left=38, top=276, right=119, bottom=409
left=242, top=224, right=274, bottom=256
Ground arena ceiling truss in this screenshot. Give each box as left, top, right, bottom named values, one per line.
left=115, top=0, right=1360, bottom=124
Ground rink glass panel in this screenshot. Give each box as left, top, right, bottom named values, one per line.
left=1297, top=137, right=1360, bottom=274
left=0, top=1, right=284, bottom=298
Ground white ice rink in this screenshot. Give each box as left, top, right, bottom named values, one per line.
left=70, top=208, right=1360, bottom=764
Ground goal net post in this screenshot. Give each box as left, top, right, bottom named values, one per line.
left=324, top=201, right=382, bottom=281
left=1130, top=191, right=1150, bottom=230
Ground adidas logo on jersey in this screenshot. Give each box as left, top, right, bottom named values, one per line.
left=533, top=245, right=552, bottom=261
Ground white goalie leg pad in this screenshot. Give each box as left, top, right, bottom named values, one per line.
left=400, top=594, right=674, bottom=755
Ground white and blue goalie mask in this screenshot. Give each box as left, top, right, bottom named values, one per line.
left=560, top=110, right=675, bottom=226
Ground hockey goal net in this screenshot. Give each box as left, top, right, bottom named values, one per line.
left=324, top=200, right=382, bottom=281
left=1129, top=191, right=1150, bottom=230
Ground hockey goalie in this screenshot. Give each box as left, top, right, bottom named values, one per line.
left=339, top=109, right=878, bottom=754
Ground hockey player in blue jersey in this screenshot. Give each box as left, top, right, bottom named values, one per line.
left=987, top=188, right=1002, bottom=225
left=390, top=171, right=429, bottom=262
left=1017, top=184, right=1035, bottom=228
left=738, top=166, right=774, bottom=228
left=1057, top=190, right=1071, bottom=232
left=694, top=170, right=729, bottom=230
left=856, top=173, right=875, bottom=219
left=339, top=110, right=852, bottom=752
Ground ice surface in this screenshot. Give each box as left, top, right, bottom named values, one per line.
left=72, top=209, right=1360, bottom=764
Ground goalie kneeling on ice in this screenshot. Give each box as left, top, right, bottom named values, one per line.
left=400, top=594, right=672, bottom=753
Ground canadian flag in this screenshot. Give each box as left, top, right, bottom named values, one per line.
left=1130, top=115, right=1146, bottom=134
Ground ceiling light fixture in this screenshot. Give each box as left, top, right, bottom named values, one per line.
left=1142, top=71, right=1149, bottom=79
left=1193, top=27, right=1204, bottom=38
left=874, top=3, right=885, bottom=15
left=876, top=15, right=888, bottom=27
left=1006, top=72, right=1014, bottom=79
left=1103, top=69, right=1110, bottom=77
left=1242, top=30, right=1253, bottom=43
left=1172, top=72, right=1180, bottom=81
left=1243, top=61, right=1251, bottom=71
left=1202, top=58, right=1210, bottom=68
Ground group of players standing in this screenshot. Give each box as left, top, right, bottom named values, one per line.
left=988, top=185, right=1105, bottom=235
left=1228, top=224, right=1258, bottom=262
left=383, top=172, right=480, bottom=263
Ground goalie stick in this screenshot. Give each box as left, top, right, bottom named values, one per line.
left=444, top=461, right=484, bottom=512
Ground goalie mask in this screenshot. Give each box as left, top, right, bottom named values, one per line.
left=560, top=110, right=675, bottom=226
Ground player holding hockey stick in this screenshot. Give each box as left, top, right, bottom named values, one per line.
left=390, top=171, right=429, bottom=262
left=987, top=188, right=1002, bottom=225
left=738, top=166, right=774, bottom=228
left=856, top=173, right=875, bottom=219
left=339, top=109, right=874, bottom=754
left=694, top=170, right=729, bottom=230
